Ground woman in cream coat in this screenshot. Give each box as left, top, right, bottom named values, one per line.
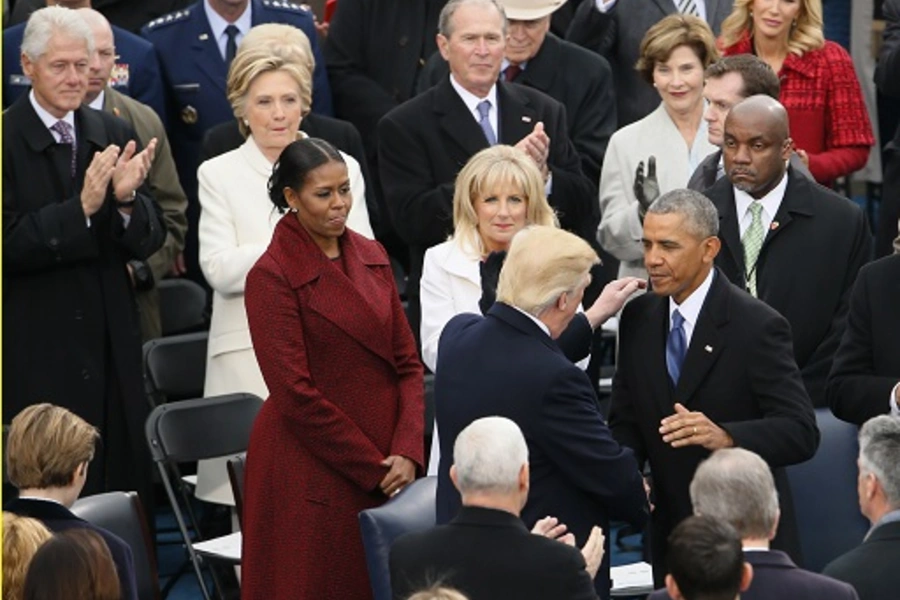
left=597, top=15, right=718, bottom=279
left=195, top=24, right=372, bottom=504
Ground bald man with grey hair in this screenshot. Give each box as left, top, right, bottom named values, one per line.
left=707, top=94, right=872, bottom=411
left=648, top=448, right=858, bottom=599
left=391, top=416, right=605, bottom=600
left=612, top=187, right=817, bottom=585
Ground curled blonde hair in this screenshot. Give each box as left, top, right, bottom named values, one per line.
left=3, top=513, right=53, bottom=600
left=719, top=0, right=824, bottom=56
left=496, top=226, right=598, bottom=317
left=452, top=145, right=557, bottom=257
left=227, top=23, right=315, bottom=137
left=635, top=14, right=720, bottom=85
left=407, top=587, right=470, bottom=600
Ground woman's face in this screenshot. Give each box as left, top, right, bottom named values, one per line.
left=751, top=0, right=802, bottom=42
left=286, top=160, right=352, bottom=250
left=652, top=45, right=705, bottom=115
left=244, top=69, right=304, bottom=159
left=473, top=178, right=528, bottom=253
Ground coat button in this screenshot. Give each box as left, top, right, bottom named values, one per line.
left=74, top=309, right=83, bottom=320
left=398, top=35, right=408, bottom=47
left=49, top=238, right=59, bottom=247
left=81, top=369, right=90, bottom=380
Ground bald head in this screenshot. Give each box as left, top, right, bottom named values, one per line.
left=722, top=95, right=793, bottom=199
left=726, top=95, right=790, bottom=142
left=77, top=8, right=114, bottom=104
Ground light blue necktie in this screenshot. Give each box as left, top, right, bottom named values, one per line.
left=666, top=309, right=687, bottom=385
left=476, top=99, right=496, bottom=145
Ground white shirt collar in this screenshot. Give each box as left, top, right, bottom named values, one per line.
left=449, top=73, right=499, bottom=137
left=204, top=0, right=252, bottom=60
left=88, top=89, right=105, bottom=111
left=733, top=171, right=789, bottom=238
left=29, top=89, right=76, bottom=142
left=511, top=305, right=551, bottom=337
left=668, top=267, right=715, bottom=348
left=17, top=495, right=66, bottom=506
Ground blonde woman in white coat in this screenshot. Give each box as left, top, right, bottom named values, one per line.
left=597, top=15, right=719, bottom=279
left=195, top=24, right=372, bottom=505
left=420, top=145, right=644, bottom=474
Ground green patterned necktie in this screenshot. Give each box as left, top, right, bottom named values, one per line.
left=742, top=201, right=765, bottom=297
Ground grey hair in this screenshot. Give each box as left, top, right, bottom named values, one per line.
left=21, top=5, right=94, bottom=61
left=647, top=188, right=720, bottom=239
left=438, top=0, right=508, bottom=38
left=689, top=448, right=779, bottom=540
left=453, top=417, right=528, bottom=495
left=859, top=415, right=900, bottom=509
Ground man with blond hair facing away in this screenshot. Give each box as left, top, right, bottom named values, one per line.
left=433, top=226, right=649, bottom=598
left=392, top=417, right=604, bottom=600
left=648, top=448, right=858, bottom=600
left=4, top=403, right=138, bottom=600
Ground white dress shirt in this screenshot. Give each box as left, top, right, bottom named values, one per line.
left=204, top=0, right=251, bottom=61
left=449, top=74, right=499, bottom=138
left=734, top=172, right=789, bottom=238
left=668, top=267, right=715, bottom=349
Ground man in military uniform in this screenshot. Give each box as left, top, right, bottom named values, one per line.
left=3, top=0, right=166, bottom=119
left=141, top=0, right=333, bottom=286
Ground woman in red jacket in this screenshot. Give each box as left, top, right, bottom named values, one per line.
left=719, top=0, right=874, bottom=186
left=241, top=138, right=425, bottom=599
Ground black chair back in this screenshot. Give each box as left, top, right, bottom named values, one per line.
left=71, top=491, right=161, bottom=600
left=143, top=331, right=208, bottom=405
left=157, top=278, right=208, bottom=336
left=358, top=476, right=437, bottom=600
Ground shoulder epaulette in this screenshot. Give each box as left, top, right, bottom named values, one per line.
left=145, top=7, right=192, bottom=30
left=260, top=0, right=311, bottom=13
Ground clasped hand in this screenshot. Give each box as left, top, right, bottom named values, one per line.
left=379, top=455, right=416, bottom=497
left=81, top=138, right=157, bottom=217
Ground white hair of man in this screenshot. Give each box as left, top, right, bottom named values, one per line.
left=453, top=416, right=528, bottom=495
left=689, top=448, right=780, bottom=540
left=859, top=415, right=900, bottom=509
left=21, top=5, right=95, bottom=61
left=438, top=0, right=508, bottom=37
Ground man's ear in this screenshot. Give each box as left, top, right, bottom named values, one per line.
left=21, top=52, right=33, bottom=79
left=557, top=291, right=568, bottom=311
left=450, top=464, right=460, bottom=492
left=664, top=574, right=684, bottom=600
left=740, top=562, right=754, bottom=592
left=518, top=462, right=529, bottom=493
left=781, top=138, right=793, bottom=161
left=702, top=235, right=722, bottom=263
left=437, top=33, right=450, bottom=61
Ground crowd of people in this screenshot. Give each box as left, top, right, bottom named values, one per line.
left=2, top=0, right=900, bottom=598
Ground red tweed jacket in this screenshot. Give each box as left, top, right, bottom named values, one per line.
left=724, top=33, right=874, bottom=185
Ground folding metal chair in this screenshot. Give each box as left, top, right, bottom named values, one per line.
left=226, top=453, right=246, bottom=529
left=145, top=393, right=263, bottom=600
left=143, top=331, right=208, bottom=407
left=157, top=278, right=208, bottom=336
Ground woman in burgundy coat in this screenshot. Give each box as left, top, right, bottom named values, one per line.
left=242, top=138, right=425, bottom=599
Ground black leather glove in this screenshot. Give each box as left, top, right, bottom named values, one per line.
left=128, top=259, right=155, bottom=292
left=478, top=250, right=507, bottom=315
left=634, top=156, right=660, bottom=221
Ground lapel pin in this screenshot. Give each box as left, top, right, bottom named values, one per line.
left=704, top=345, right=713, bottom=353
left=770, top=221, right=779, bottom=230
left=521, top=116, right=532, bottom=123
left=199, top=33, right=209, bottom=41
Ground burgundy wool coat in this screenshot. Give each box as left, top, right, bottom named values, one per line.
left=241, top=214, right=425, bottom=599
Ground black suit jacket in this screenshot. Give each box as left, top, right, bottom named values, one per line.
left=2, top=98, right=165, bottom=472
left=565, top=0, right=732, bottom=127
left=417, top=34, right=617, bottom=185
left=610, top=269, right=818, bottom=584
left=198, top=114, right=382, bottom=236
left=390, top=506, right=598, bottom=600
left=647, top=549, right=859, bottom=600
left=707, top=169, right=872, bottom=408
left=378, top=78, right=596, bottom=328
left=827, top=255, right=900, bottom=425
left=5, top=498, right=139, bottom=600
left=823, top=520, right=900, bottom=600
left=434, top=302, right=648, bottom=598
left=688, top=150, right=812, bottom=195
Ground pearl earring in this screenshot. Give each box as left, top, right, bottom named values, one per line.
left=243, top=118, right=249, bottom=126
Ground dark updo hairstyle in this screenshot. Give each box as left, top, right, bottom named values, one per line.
left=23, top=529, right=121, bottom=600
left=267, top=137, right=345, bottom=214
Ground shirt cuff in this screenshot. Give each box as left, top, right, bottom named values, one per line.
left=594, top=0, right=617, bottom=12
left=544, top=172, right=553, bottom=196
left=890, top=383, right=900, bottom=417
left=119, top=210, right=132, bottom=228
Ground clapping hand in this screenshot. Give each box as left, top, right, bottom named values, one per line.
left=633, top=156, right=660, bottom=220
left=112, top=138, right=157, bottom=202
left=531, top=516, right=575, bottom=546
left=515, top=122, right=550, bottom=181
left=479, top=250, right=507, bottom=315
left=581, top=526, right=606, bottom=580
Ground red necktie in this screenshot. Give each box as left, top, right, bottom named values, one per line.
left=504, top=65, right=522, bottom=82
